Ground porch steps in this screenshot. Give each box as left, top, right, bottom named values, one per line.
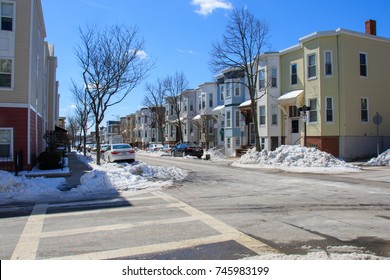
left=235, top=145, right=253, bottom=157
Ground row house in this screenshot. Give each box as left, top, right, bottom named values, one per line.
left=0, top=0, right=59, bottom=170
left=121, top=20, right=390, bottom=160
left=278, top=20, right=390, bottom=160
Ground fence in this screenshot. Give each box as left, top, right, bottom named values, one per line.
left=0, top=150, right=24, bottom=175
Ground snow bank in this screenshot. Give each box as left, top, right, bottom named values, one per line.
left=0, top=170, right=66, bottom=201
left=366, top=149, right=390, bottom=166
left=233, top=145, right=359, bottom=172
left=77, top=162, right=188, bottom=193
left=202, top=146, right=227, bottom=161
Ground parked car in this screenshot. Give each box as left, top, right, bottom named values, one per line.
left=171, top=143, right=203, bottom=159
left=161, top=144, right=173, bottom=152
left=103, top=143, right=135, bottom=163
left=147, top=143, right=163, bottom=151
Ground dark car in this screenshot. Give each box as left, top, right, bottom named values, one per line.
left=171, top=143, right=203, bottom=159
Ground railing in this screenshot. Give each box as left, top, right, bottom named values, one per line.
left=0, top=150, right=24, bottom=175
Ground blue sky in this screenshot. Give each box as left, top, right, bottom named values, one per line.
left=41, top=0, right=390, bottom=126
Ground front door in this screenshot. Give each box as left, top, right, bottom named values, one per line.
left=291, top=118, right=300, bottom=145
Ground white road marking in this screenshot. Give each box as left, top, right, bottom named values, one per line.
left=11, top=204, right=48, bottom=260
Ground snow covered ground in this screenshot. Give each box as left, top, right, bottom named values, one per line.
left=366, top=149, right=390, bottom=166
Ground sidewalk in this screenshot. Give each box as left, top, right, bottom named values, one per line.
left=63, top=152, right=92, bottom=189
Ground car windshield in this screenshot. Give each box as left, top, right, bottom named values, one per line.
left=113, top=144, right=131, bottom=149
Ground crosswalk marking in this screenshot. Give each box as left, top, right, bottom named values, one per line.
left=11, top=204, right=48, bottom=260
left=11, top=191, right=275, bottom=259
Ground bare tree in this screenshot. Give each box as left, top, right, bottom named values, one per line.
left=75, top=24, right=153, bottom=164
left=143, top=79, right=166, bottom=145
left=163, top=72, right=189, bottom=144
left=71, top=81, right=93, bottom=156
left=210, top=7, right=270, bottom=151
left=66, top=115, right=80, bottom=149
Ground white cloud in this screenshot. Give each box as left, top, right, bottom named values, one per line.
left=136, top=50, right=148, bottom=60
left=192, top=0, right=233, bottom=16
left=176, top=48, right=197, bottom=55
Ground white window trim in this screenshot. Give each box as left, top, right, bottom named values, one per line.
left=271, top=105, right=278, bottom=126
left=359, top=52, right=368, bottom=78
left=308, top=98, right=318, bottom=124
left=271, top=67, right=277, bottom=88
left=226, top=110, right=232, bottom=128
left=0, top=57, right=14, bottom=90
left=259, top=69, right=266, bottom=89
left=325, top=97, right=334, bottom=124
left=259, top=105, right=266, bottom=126
left=0, top=1, right=15, bottom=32
left=307, top=53, right=317, bottom=80
left=290, top=63, right=298, bottom=86
left=0, top=127, right=13, bottom=161
left=324, top=50, right=333, bottom=77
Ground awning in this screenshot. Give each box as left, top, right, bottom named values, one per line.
left=211, top=105, right=225, bottom=113
left=277, top=90, right=304, bottom=107
left=193, top=114, right=201, bottom=120
left=238, top=100, right=251, bottom=108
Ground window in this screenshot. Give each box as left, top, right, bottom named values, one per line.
left=1, top=3, right=13, bottom=31
left=309, top=99, right=318, bottom=123
left=208, top=93, right=213, bottom=108
left=289, top=106, right=299, bottom=118
left=307, top=54, right=317, bottom=79
left=360, top=53, right=367, bottom=77
left=361, top=98, right=368, bottom=122
left=259, top=106, right=266, bottom=125
left=291, top=120, right=299, bottom=133
left=271, top=105, right=278, bottom=125
left=226, top=83, right=231, bottom=98
left=234, top=84, right=240, bottom=96
left=235, top=110, right=240, bottom=127
left=226, top=110, right=231, bottom=127
left=235, top=137, right=240, bottom=147
left=208, top=119, right=214, bottom=134
left=291, top=63, right=297, bottom=85
left=0, top=128, right=13, bottom=159
left=271, top=68, right=277, bottom=88
left=260, top=138, right=266, bottom=150
left=0, top=58, right=12, bottom=88
left=198, top=96, right=201, bottom=110
left=220, top=85, right=224, bottom=101
left=259, top=69, right=265, bottom=89
left=189, top=100, right=193, bottom=111
left=227, top=137, right=231, bottom=149
left=184, top=99, right=187, bottom=112
left=201, top=94, right=206, bottom=109
left=325, top=97, right=334, bottom=123
left=324, top=51, right=333, bottom=76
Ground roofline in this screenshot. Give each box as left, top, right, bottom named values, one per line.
left=280, top=28, right=390, bottom=55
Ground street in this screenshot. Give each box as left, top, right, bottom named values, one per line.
left=1, top=154, right=389, bottom=259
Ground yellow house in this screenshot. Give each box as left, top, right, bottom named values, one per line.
left=278, top=20, right=390, bottom=160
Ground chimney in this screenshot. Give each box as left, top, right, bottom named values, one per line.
left=365, top=19, right=376, bottom=36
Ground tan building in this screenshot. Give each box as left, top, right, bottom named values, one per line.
left=278, top=20, right=390, bottom=160
left=0, top=0, right=59, bottom=170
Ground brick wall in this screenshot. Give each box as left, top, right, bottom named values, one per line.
left=307, top=136, right=339, bottom=157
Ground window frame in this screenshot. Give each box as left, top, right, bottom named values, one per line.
left=234, top=110, right=240, bottom=127
left=271, top=67, right=277, bottom=88
left=259, top=69, right=265, bottom=89
left=325, top=97, right=334, bottom=123
left=259, top=105, right=266, bottom=126
left=290, top=63, right=298, bottom=85
left=208, top=119, right=214, bottom=135
left=208, top=92, right=213, bottom=108
left=360, top=52, right=368, bottom=77
left=361, top=97, right=369, bottom=123
left=324, top=51, right=333, bottom=77
left=0, top=58, right=13, bottom=89
left=226, top=110, right=231, bottom=128
left=271, top=105, right=278, bottom=125
left=307, top=53, right=317, bottom=80
left=308, top=98, right=318, bottom=123
left=1, top=2, right=14, bottom=32
left=0, top=127, right=13, bottom=161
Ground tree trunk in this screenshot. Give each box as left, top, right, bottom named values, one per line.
left=95, top=122, right=101, bottom=165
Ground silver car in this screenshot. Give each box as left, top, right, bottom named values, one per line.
left=103, top=143, right=135, bottom=163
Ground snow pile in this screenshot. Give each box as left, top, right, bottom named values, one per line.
left=366, top=149, right=390, bottom=166
left=77, top=162, right=188, bottom=193
left=233, top=145, right=359, bottom=172
left=0, top=170, right=66, bottom=201
left=202, top=146, right=227, bottom=161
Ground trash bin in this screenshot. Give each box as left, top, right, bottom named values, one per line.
left=205, top=154, right=210, bottom=160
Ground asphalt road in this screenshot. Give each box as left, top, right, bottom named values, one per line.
left=1, top=154, right=389, bottom=260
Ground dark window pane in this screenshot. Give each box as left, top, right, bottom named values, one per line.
left=1, top=17, right=12, bottom=31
